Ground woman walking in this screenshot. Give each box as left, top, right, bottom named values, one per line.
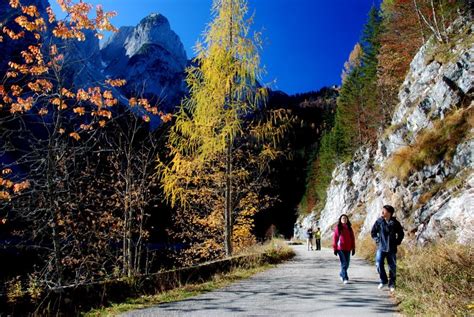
left=333, top=214, right=356, bottom=284
left=306, top=226, right=314, bottom=251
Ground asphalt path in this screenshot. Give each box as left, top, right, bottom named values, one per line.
left=121, top=244, right=399, bottom=316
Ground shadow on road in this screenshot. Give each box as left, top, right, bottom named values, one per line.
left=123, top=246, right=398, bottom=316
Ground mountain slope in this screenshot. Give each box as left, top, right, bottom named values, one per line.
left=300, top=19, right=473, bottom=245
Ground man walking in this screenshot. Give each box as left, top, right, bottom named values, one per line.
left=371, top=205, right=404, bottom=292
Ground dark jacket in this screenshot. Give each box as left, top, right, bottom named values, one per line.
left=371, top=217, right=404, bottom=253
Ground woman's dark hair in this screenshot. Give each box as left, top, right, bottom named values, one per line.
left=337, top=214, right=352, bottom=232
left=383, top=205, right=395, bottom=215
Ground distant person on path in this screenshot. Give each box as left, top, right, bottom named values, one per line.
left=315, top=227, right=321, bottom=250
left=333, top=214, right=355, bottom=284
left=306, top=227, right=314, bottom=251
left=371, top=205, right=405, bottom=292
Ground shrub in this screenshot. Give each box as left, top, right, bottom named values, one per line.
left=6, top=277, right=23, bottom=304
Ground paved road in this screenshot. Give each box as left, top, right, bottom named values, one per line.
left=122, top=245, right=399, bottom=316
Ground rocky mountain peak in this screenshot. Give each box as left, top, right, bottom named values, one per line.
left=100, top=12, right=188, bottom=112
left=101, top=26, right=134, bottom=63
left=123, top=13, right=187, bottom=65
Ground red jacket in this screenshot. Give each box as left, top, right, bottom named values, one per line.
left=333, top=224, right=355, bottom=251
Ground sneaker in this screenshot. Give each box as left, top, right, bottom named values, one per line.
left=389, top=286, right=395, bottom=292
left=343, top=280, right=349, bottom=285
left=378, top=283, right=386, bottom=290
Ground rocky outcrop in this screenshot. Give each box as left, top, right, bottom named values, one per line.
left=101, top=13, right=188, bottom=111
left=1, top=2, right=188, bottom=125
left=300, top=20, right=473, bottom=246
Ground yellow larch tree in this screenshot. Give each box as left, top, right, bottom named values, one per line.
left=159, top=0, right=291, bottom=257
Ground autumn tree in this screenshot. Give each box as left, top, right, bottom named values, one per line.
left=159, top=0, right=291, bottom=257
left=105, top=112, right=160, bottom=277
left=0, top=0, right=166, bottom=295
left=378, top=0, right=425, bottom=123
left=377, top=0, right=466, bottom=124
left=165, top=108, right=291, bottom=265
left=0, top=0, right=121, bottom=289
left=412, top=0, right=467, bottom=43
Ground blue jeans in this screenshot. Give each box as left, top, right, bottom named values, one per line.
left=375, top=249, right=397, bottom=286
left=338, top=250, right=351, bottom=281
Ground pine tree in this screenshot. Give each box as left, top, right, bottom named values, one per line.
left=336, top=48, right=365, bottom=153
left=335, top=6, right=383, bottom=154
left=301, top=7, right=383, bottom=214
left=360, top=6, right=383, bottom=140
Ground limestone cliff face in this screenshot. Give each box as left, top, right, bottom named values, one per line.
left=101, top=13, right=188, bottom=112
left=300, top=20, right=473, bottom=245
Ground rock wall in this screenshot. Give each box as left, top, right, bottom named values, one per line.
left=300, top=20, right=473, bottom=246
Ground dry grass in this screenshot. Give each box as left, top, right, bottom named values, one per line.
left=239, top=238, right=296, bottom=264
left=386, top=107, right=473, bottom=181
left=351, top=216, right=364, bottom=237
left=357, top=235, right=378, bottom=263
left=417, top=182, right=444, bottom=206
left=429, top=24, right=474, bottom=65
left=396, top=242, right=474, bottom=316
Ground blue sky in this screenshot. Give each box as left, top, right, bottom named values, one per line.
left=51, top=0, right=376, bottom=94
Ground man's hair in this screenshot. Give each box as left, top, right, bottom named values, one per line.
left=383, top=205, right=395, bottom=215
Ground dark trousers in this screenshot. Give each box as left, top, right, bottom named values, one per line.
left=337, top=250, right=351, bottom=281
left=315, top=238, right=321, bottom=250
left=376, top=249, right=397, bottom=286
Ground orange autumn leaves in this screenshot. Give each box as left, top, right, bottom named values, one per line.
left=129, top=97, right=172, bottom=123
left=0, top=0, right=172, bottom=201
left=0, top=168, right=30, bottom=202
left=2, top=0, right=171, bottom=122
left=53, top=0, right=118, bottom=41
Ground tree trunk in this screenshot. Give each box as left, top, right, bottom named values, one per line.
left=224, top=138, right=233, bottom=257
left=223, top=0, right=234, bottom=257
left=47, top=146, right=63, bottom=287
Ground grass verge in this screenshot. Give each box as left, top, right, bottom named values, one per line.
left=396, top=242, right=473, bottom=316
left=357, top=236, right=472, bottom=315
left=84, top=239, right=295, bottom=316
